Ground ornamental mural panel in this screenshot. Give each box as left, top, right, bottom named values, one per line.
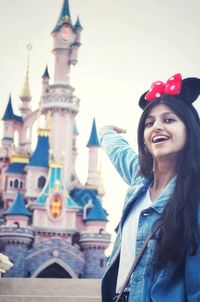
left=49, top=194, right=63, bottom=219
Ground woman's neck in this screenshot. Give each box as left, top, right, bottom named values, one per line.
left=150, top=157, right=176, bottom=202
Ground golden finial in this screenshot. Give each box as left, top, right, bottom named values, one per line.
left=20, top=44, right=32, bottom=98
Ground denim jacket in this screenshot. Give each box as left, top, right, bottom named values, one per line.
left=100, top=130, right=200, bottom=302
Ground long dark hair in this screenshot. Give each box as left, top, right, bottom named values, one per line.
left=137, top=94, right=200, bottom=269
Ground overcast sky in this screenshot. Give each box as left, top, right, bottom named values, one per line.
left=0, top=0, right=200, bottom=249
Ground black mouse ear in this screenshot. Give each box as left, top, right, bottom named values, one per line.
left=139, top=91, right=149, bottom=109
left=178, top=78, right=200, bottom=104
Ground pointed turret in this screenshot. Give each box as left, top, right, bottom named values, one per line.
left=69, top=16, right=83, bottom=65
left=2, top=95, right=22, bottom=122
left=86, top=118, right=99, bottom=147
left=86, top=119, right=102, bottom=192
left=84, top=198, right=108, bottom=222
left=1, top=192, right=33, bottom=277
left=6, top=192, right=31, bottom=217
left=25, top=128, right=50, bottom=201
left=74, top=16, right=83, bottom=31
left=2, top=95, right=22, bottom=148
left=2, top=94, right=14, bottom=121
left=19, top=44, right=32, bottom=117
left=42, top=66, right=50, bottom=79
left=28, top=129, right=50, bottom=168
left=52, top=0, right=72, bottom=32
left=42, top=66, right=50, bottom=94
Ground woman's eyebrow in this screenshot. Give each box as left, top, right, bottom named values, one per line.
left=146, top=111, right=176, bottom=119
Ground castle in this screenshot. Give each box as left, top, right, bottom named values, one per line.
left=0, top=0, right=110, bottom=278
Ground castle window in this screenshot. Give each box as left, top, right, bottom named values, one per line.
left=14, top=179, right=19, bottom=188
left=9, top=180, right=13, bottom=188
left=100, top=259, right=104, bottom=268
left=20, top=181, right=23, bottom=189
left=14, top=222, right=20, bottom=228
left=38, top=176, right=46, bottom=188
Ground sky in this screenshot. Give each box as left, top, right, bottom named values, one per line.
left=0, top=0, right=200, bottom=250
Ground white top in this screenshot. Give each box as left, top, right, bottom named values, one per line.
left=116, top=188, right=151, bottom=293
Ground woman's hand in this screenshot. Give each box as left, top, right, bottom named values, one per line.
left=99, top=125, right=127, bottom=135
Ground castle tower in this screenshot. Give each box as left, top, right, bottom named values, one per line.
left=0, top=192, right=33, bottom=277
left=40, top=0, right=82, bottom=187
left=79, top=193, right=110, bottom=278
left=1, top=95, right=23, bottom=150
left=51, top=0, right=82, bottom=84
left=86, top=119, right=105, bottom=195
left=41, top=66, right=50, bottom=95
left=19, top=44, right=32, bottom=118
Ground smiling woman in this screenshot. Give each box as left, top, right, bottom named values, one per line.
left=99, top=74, right=200, bottom=302
left=143, top=104, right=187, bottom=160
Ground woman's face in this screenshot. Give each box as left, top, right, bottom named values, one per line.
left=143, top=104, right=187, bottom=160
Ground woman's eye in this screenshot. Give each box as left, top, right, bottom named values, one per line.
left=145, top=121, right=153, bottom=128
left=164, top=118, right=175, bottom=123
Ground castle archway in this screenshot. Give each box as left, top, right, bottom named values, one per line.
left=31, top=258, right=77, bottom=278
left=37, top=263, right=71, bottom=278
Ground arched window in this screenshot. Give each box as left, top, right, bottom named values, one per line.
left=20, top=181, right=23, bottom=189
left=38, top=176, right=46, bottom=188
left=14, top=131, right=19, bottom=148
left=100, top=259, right=104, bottom=268
left=14, top=179, right=19, bottom=188
left=9, top=180, right=13, bottom=188
left=14, top=222, right=20, bottom=228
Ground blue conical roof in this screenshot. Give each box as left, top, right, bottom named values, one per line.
left=85, top=200, right=108, bottom=222
left=6, top=192, right=31, bottom=216
left=74, top=16, right=83, bottom=30
left=42, top=66, right=50, bottom=78
left=28, top=132, right=49, bottom=168
left=70, top=188, right=108, bottom=221
left=87, top=118, right=99, bottom=147
left=52, top=0, right=72, bottom=32
left=2, top=95, right=23, bottom=123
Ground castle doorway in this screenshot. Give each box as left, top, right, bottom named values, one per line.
left=37, top=263, right=72, bottom=278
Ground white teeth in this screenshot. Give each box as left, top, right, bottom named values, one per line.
left=152, top=135, right=169, bottom=143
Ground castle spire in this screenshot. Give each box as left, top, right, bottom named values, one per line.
left=86, top=119, right=102, bottom=191
left=19, top=44, right=32, bottom=117
left=53, top=0, right=72, bottom=32
left=87, top=118, right=99, bottom=147
left=42, top=65, right=50, bottom=94
left=5, top=192, right=31, bottom=217
left=2, top=94, right=14, bottom=120
left=74, top=16, right=83, bottom=30
left=42, top=65, right=50, bottom=79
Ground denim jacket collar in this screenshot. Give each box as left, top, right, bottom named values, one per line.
left=150, top=176, right=176, bottom=214
left=121, top=175, right=176, bottom=227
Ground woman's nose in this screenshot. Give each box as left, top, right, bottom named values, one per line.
left=153, top=120, right=163, bottom=131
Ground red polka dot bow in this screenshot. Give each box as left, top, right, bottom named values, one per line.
left=145, top=73, right=182, bottom=102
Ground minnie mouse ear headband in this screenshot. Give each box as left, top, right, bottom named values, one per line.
left=139, top=73, right=200, bottom=109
